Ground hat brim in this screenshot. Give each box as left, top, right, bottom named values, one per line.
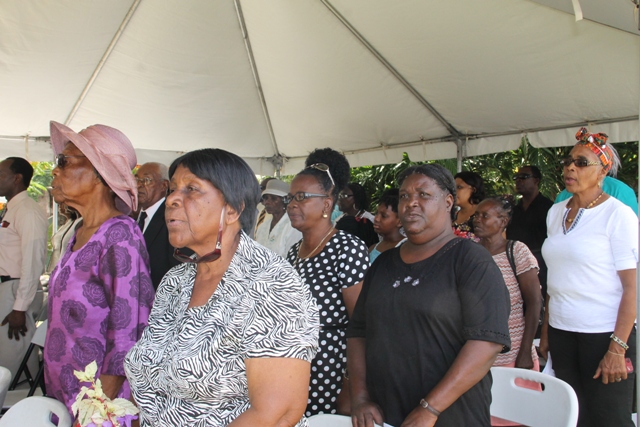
left=262, top=189, right=287, bottom=198
left=50, top=121, right=135, bottom=214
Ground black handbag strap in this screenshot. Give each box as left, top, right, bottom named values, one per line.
left=506, top=240, right=517, bottom=278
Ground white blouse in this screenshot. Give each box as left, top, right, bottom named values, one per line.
left=542, top=197, right=638, bottom=333
left=254, top=213, right=302, bottom=258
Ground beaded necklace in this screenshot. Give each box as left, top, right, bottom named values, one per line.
left=566, top=191, right=604, bottom=223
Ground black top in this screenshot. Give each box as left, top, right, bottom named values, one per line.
left=347, top=238, right=511, bottom=427
left=142, top=203, right=181, bottom=290
left=335, top=215, right=378, bottom=247
left=506, top=193, right=553, bottom=255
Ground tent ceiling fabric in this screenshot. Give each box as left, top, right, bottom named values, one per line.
left=1, top=0, right=638, bottom=175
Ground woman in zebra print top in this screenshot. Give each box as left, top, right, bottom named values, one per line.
left=124, top=149, right=319, bottom=427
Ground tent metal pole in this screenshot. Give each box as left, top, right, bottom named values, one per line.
left=456, top=139, right=463, bottom=173
left=64, top=0, right=142, bottom=126
left=320, top=0, right=461, bottom=139
left=234, top=0, right=281, bottom=158
left=634, top=30, right=640, bottom=418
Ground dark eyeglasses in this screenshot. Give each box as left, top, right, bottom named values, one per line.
left=55, top=154, right=86, bottom=169
left=338, top=193, right=354, bottom=199
left=560, top=157, right=601, bottom=168
left=135, top=177, right=155, bottom=186
left=513, top=174, right=533, bottom=181
left=173, top=206, right=225, bottom=264
left=306, top=163, right=335, bottom=187
left=283, top=192, right=329, bottom=205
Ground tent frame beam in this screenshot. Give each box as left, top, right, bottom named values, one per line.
left=320, top=0, right=462, bottom=138
left=4, top=115, right=636, bottom=165
left=64, top=0, right=142, bottom=126
left=234, top=0, right=281, bottom=158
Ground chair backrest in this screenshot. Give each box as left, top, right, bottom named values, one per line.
left=490, top=367, right=578, bottom=427
left=0, top=396, right=72, bottom=427
left=0, top=366, right=11, bottom=409
left=31, top=319, right=48, bottom=347
left=307, top=413, right=384, bottom=427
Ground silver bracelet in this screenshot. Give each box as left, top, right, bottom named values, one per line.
left=610, top=334, right=629, bottom=351
left=419, top=399, right=441, bottom=417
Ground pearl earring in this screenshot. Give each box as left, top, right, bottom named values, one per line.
left=322, top=212, right=328, bottom=218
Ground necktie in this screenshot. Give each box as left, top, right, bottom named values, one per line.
left=138, top=211, right=147, bottom=232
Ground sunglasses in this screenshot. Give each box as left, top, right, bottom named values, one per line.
left=513, top=174, right=533, bottom=181
left=560, top=157, right=601, bottom=168
left=306, top=163, right=335, bottom=187
left=173, top=206, right=225, bottom=264
left=283, top=192, right=329, bottom=205
left=55, top=154, right=86, bottom=169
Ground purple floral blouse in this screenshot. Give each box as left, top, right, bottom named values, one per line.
left=44, top=216, right=154, bottom=415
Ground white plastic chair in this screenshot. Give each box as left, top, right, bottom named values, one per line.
left=490, top=366, right=578, bottom=427
left=0, top=367, right=11, bottom=409
left=307, top=413, right=384, bottom=427
left=0, top=396, right=72, bottom=427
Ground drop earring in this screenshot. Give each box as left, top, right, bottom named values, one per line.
left=322, top=211, right=328, bottom=218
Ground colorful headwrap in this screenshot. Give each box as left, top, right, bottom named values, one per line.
left=575, top=127, right=613, bottom=173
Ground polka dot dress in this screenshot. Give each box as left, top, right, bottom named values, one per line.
left=287, top=230, right=370, bottom=416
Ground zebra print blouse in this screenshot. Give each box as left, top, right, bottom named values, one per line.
left=124, top=231, right=319, bottom=426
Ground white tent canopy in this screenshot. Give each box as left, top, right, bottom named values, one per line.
left=1, top=0, right=638, bottom=175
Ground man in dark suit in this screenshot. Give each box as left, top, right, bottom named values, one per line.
left=136, top=162, right=179, bottom=290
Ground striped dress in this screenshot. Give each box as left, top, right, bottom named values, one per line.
left=493, top=241, right=539, bottom=366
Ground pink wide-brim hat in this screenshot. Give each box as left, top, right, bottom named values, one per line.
left=50, top=121, right=138, bottom=214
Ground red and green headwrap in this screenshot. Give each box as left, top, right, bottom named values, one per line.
left=575, top=127, right=613, bottom=173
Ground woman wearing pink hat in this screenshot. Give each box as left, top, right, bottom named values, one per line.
left=43, top=121, right=155, bottom=417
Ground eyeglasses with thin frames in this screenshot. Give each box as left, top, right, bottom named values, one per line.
left=55, top=154, right=86, bottom=169
left=283, top=192, right=329, bottom=205
left=173, top=206, right=225, bottom=264
left=560, top=157, right=601, bottom=168
left=135, top=177, right=155, bottom=186
left=306, top=163, right=335, bottom=188
left=338, top=193, right=354, bottom=199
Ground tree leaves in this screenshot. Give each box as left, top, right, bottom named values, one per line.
left=351, top=138, right=638, bottom=206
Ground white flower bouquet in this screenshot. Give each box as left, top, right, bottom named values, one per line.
left=72, top=361, right=139, bottom=427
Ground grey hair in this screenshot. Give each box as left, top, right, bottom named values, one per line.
left=606, top=143, right=621, bottom=177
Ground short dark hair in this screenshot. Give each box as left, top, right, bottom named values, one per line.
left=522, top=165, right=542, bottom=180
left=454, top=171, right=485, bottom=205
left=6, top=157, right=33, bottom=187
left=169, top=149, right=260, bottom=234
left=398, top=164, right=457, bottom=220
left=346, top=182, right=369, bottom=211
left=299, top=148, right=351, bottom=202
left=377, top=188, right=399, bottom=213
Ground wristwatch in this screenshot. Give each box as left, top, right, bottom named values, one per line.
left=419, top=399, right=441, bottom=417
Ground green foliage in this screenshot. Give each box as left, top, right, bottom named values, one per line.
left=28, top=161, right=54, bottom=201
left=351, top=138, right=639, bottom=207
